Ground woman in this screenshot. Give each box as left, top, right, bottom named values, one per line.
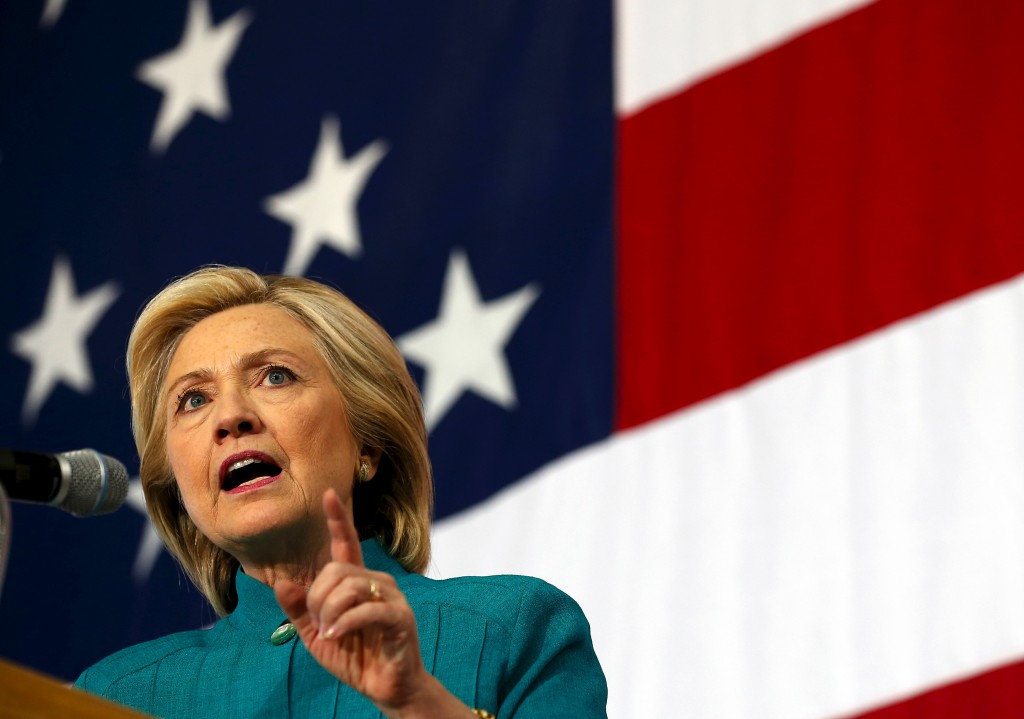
left=75, top=266, right=607, bottom=718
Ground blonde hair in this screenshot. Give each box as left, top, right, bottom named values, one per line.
left=128, top=266, right=432, bottom=615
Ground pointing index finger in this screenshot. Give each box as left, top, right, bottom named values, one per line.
left=324, top=487, right=364, bottom=567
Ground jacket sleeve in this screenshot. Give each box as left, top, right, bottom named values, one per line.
left=497, top=579, right=608, bottom=718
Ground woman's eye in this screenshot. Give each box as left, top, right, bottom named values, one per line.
left=263, top=366, right=294, bottom=386
left=178, top=391, right=207, bottom=412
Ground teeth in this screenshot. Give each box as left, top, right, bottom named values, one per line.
left=227, top=457, right=259, bottom=474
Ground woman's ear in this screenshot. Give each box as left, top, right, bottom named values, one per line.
left=360, top=445, right=383, bottom=480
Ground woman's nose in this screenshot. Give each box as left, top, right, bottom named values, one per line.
left=214, top=392, right=263, bottom=440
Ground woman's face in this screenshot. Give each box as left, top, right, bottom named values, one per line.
left=162, top=303, right=367, bottom=563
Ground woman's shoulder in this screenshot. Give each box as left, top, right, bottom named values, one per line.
left=75, top=623, right=220, bottom=692
left=401, top=571, right=590, bottom=636
left=401, top=572, right=607, bottom=716
left=406, top=570, right=572, bottom=603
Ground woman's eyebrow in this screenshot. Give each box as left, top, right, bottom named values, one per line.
left=165, top=348, right=306, bottom=398
left=236, top=348, right=305, bottom=369
left=165, top=368, right=213, bottom=399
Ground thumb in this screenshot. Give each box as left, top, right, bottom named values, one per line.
left=274, top=579, right=318, bottom=637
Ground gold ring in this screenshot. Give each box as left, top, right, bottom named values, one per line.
left=368, top=579, right=382, bottom=602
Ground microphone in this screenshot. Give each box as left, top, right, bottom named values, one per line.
left=0, top=449, right=129, bottom=517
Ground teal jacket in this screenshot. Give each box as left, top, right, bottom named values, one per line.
left=75, top=539, right=608, bottom=718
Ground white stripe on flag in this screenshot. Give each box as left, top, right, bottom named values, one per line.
left=615, top=0, right=876, bottom=115
left=431, top=273, right=1024, bottom=718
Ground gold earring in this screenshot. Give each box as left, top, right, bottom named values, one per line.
left=358, top=461, right=369, bottom=483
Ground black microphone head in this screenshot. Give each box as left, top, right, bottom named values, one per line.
left=55, top=449, right=129, bottom=517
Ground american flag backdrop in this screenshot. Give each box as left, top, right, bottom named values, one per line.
left=2, top=0, right=1024, bottom=716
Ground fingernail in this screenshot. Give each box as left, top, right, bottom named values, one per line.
left=322, top=625, right=337, bottom=640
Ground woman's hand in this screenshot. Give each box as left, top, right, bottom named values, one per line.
left=274, top=489, right=471, bottom=718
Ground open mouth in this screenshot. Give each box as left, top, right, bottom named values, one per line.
left=222, top=456, right=282, bottom=492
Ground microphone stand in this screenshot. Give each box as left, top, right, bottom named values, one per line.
left=0, top=482, right=10, bottom=600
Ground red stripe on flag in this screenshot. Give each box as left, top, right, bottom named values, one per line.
left=616, top=0, right=1024, bottom=430
left=844, top=659, right=1024, bottom=718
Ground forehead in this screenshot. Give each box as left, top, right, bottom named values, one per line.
left=168, top=304, right=316, bottom=374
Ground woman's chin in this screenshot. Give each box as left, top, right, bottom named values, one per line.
left=216, top=502, right=320, bottom=556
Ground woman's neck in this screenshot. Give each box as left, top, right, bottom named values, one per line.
left=231, top=526, right=333, bottom=589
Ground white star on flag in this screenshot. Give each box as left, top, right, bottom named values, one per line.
left=398, top=249, right=540, bottom=431
left=39, top=0, right=67, bottom=29
left=10, top=256, right=120, bottom=427
left=263, top=115, right=387, bottom=276
left=136, top=0, right=252, bottom=154
left=126, top=479, right=165, bottom=584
